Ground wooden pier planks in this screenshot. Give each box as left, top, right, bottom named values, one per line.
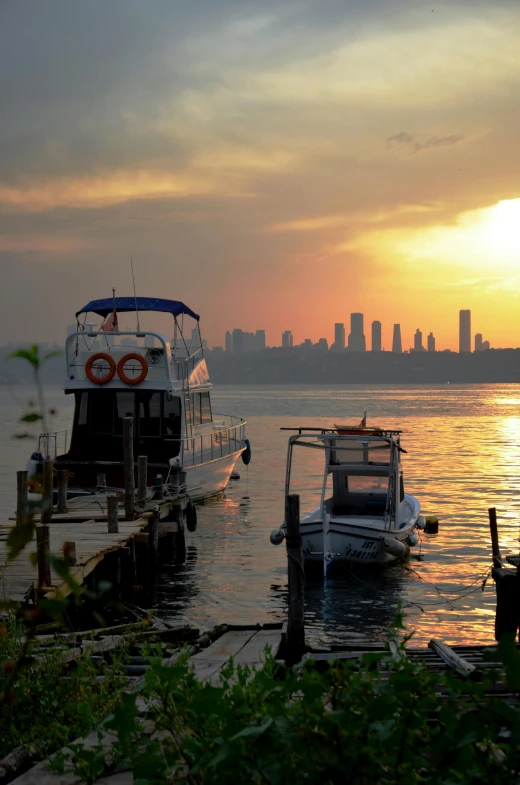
left=0, top=518, right=149, bottom=605
left=190, top=627, right=282, bottom=685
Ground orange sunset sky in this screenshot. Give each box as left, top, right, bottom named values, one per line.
left=1, top=0, right=519, bottom=352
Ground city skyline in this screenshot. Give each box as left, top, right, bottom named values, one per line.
left=221, top=307, right=498, bottom=353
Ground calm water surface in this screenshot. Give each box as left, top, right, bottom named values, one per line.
left=2, top=383, right=520, bottom=647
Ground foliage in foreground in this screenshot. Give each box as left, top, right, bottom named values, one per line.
left=0, top=616, right=128, bottom=758
left=55, top=637, right=520, bottom=785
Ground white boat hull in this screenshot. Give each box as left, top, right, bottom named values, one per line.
left=300, top=494, right=421, bottom=567
left=185, top=449, right=244, bottom=501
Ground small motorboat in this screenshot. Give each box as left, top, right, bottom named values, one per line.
left=271, top=418, right=423, bottom=572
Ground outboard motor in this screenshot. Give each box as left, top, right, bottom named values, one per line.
left=26, top=451, right=44, bottom=484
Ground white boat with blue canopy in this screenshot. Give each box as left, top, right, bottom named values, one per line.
left=36, top=296, right=249, bottom=501
left=271, top=422, right=422, bottom=571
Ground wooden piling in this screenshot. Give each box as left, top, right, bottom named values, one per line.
left=285, top=493, right=305, bottom=662
left=493, top=567, right=520, bottom=641
left=41, top=459, right=54, bottom=524
left=63, top=541, right=77, bottom=567
left=57, top=470, right=68, bottom=514
left=123, top=417, right=135, bottom=521
left=16, top=470, right=28, bottom=524
left=37, top=525, right=51, bottom=588
left=488, top=507, right=502, bottom=567
left=107, top=495, right=119, bottom=534
left=137, top=456, right=147, bottom=507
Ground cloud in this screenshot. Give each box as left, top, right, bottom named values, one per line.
left=387, top=131, right=467, bottom=154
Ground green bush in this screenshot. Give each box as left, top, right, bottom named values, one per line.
left=57, top=639, right=520, bottom=785
left=0, top=615, right=128, bottom=758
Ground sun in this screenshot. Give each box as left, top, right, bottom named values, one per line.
left=483, top=199, right=520, bottom=257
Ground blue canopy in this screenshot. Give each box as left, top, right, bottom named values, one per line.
left=76, top=297, right=199, bottom=321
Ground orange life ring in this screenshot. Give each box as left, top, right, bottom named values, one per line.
left=117, top=353, right=148, bottom=385
left=85, top=352, right=116, bottom=384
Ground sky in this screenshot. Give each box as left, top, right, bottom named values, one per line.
left=1, top=0, right=520, bottom=352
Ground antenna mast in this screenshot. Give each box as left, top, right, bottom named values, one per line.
left=130, top=257, right=140, bottom=331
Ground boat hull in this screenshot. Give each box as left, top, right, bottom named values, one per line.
left=300, top=494, right=420, bottom=567
left=185, top=449, right=244, bottom=501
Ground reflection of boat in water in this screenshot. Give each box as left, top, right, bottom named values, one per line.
left=272, top=423, right=423, bottom=573
left=32, top=296, right=249, bottom=501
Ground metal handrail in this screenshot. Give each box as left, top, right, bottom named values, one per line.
left=38, top=429, right=69, bottom=459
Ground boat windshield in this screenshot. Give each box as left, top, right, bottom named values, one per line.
left=330, top=438, right=391, bottom=465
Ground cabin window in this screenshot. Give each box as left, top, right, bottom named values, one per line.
left=191, top=393, right=202, bottom=426
left=78, top=392, right=88, bottom=426
left=164, top=395, right=181, bottom=436
left=115, top=392, right=135, bottom=435
left=138, top=391, right=161, bottom=437
left=200, top=392, right=212, bottom=424
left=90, top=392, right=112, bottom=434
left=346, top=476, right=388, bottom=495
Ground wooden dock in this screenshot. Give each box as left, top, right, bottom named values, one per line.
left=1, top=493, right=185, bottom=608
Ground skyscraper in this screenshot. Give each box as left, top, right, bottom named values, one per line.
left=371, top=321, right=382, bottom=352
left=427, top=332, right=435, bottom=352
left=332, top=323, right=345, bottom=351
left=225, top=331, right=232, bottom=353
left=459, top=310, right=471, bottom=353
left=392, top=324, right=402, bottom=354
left=255, top=330, right=266, bottom=350
left=413, top=329, right=424, bottom=352
left=348, top=313, right=366, bottom=351
left=232, top=328, right=243, bottom=354
left=475, top=333, right=483, bottom=352
left=282, top=330, right=293, bottom=348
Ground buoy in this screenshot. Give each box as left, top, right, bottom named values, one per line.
left=424, top=516, right=439, bottom=534
left=270, top=528, right=285, bottom=546
left=241, top=439, right=252, bottom=465
left=382, top=537, right=407, bottom=558
left=230, top=471, right=241, bottom=480
left=185, top=500, right=197, bottom=532
left=407, top=533, right=419, bottom=547
left=417, top=515, right=426, bottom=530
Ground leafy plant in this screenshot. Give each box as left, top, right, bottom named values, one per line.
left=53, top=638, right=520, bottom=785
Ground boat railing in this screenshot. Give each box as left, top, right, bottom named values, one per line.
left=180, top=414, right=247, bottom=468
left=173, top=347, right=204, bottom=381
left=38, top=430, right=69, bottom=460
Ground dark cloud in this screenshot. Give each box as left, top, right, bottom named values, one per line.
left=387, top=131, right=466, bottom=153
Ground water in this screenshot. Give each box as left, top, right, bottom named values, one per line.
left=2, top=383, right=520, bottom=647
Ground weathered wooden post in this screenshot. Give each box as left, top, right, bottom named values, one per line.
left=493, top=568, right=520, bottom=641
left=16, top=469, right=28, bottom=524
left=37, top=525, right=51, bottom=588
left=123, top=417, right=135, bottom=521
left=107, top=495, right=119, bottom=534
left=41, top=458, right=54, bottom=524
left=146, top=512, right=159, bottom=593
left=137, top=456, right=147, bottom=507
left=488, top=508, right=502, bottom=567
left=63, top=541, right=77, bottom=567
left=285, top=493, right=305, bottom=662
left=57, top=470, right=68, bottom=514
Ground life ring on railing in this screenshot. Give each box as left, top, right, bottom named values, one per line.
left=241, top=438, right=252, bottom=465
left=85, top=353, right=116, bottom=384
left=117, top=353, right=148, bottom=385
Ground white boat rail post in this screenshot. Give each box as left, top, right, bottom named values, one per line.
left=321, top=442, right=332, bottom=579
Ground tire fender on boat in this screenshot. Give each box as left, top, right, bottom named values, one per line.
left=241, top=439, right=252, bottom=465
left=382, top=537, right=407, bottom=558
left=185, top=499, right=198, bottom=532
